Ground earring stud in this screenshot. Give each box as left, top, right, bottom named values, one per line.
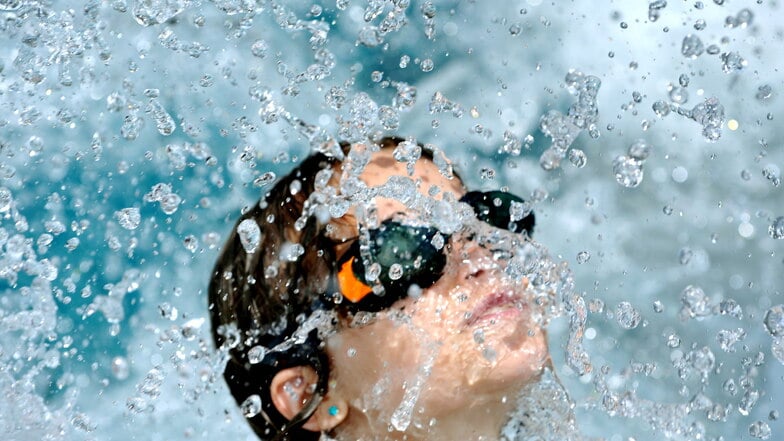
left=328, top=405, right=339, bottom=417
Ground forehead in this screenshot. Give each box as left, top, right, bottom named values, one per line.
left=358, top=147, right=465, bottom=221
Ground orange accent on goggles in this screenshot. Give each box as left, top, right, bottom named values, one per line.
left=337, top=256, right=373, bottom=303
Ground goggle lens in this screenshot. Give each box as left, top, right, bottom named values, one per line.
left=333, top=190, right=535, bottom=312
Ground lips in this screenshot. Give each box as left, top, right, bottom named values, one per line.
left=463, top=291, right=524, bottom=327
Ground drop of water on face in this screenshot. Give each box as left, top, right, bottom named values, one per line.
left=388, top=263, right=404, bottom=281
left=615, top=302, right=641, bottom=329
left=240, top=394, right=262, bottom=418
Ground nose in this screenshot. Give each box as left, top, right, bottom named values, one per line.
left=447, top=234, right=496, bottom=281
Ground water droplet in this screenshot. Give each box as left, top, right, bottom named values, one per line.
left=749, top=421, right=771, bottom=440
left=237, top=219, right=261, bottom=253
left=112, top=356, right=130, bottom=380
left=720, top=51, right=746, bottom=73
left=769, top=217, right=784, bottom=239
left=114, top=208, right=141, bottom=230
left=686, top=346, right=715, bottom=373
left=248, top=345, right=267, bottom=364
left=627, top=139, right=652, bottom=160
left=756, top=84, right=773, bottom=101
left=616, top=302, right=641, bottom=329
left=568, top=149, right=587, bottom=168
left=652, top=100, right=671, bottom=117
left=0, top=187, right=13, bottom=213
left=241, top=394, right=262, bottom=418
left=678, top=247, right=693, bottom=264
left=251, top=39, right=268, bottom=58
left=681, top=34, right=705, bottom=58
left=612, top=155, right=644, bottom=188
left=681, top=285, right=711, bottom=318
left=388, top=263, right=404, bottom=281
left=763, top=305, right=784, bottom=337
left=133, top=0, right=187, bottom=27
left=648, top=0, right=667, bottom=22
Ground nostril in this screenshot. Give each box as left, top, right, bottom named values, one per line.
left=467, top=269, right=485, bottom=280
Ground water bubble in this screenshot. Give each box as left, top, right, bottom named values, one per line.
left=237, top=219, right=261, bottom=254
left=576, top=251, right=591, bottom=264
left=666, top=333, right=681, bottom=348
left=420, top=58, right=434, bottom=72
left=653, top=300, right=664, bottom=313
left=681, top=34, right=705, bottom=58
left=612, top=155, right=644, bottom=188
left=763, top=305, right=784, bottom=337
left=749, top=421, right=771, bottom=440
left=694, top=19, right=706, bottom=30
left=114, top=208, right=141, bottom=230
left=616, top=302, right=641, bottom=329
left=768, top=217, right=784, bottom=240
left=241, top=394, right=262, bottom=418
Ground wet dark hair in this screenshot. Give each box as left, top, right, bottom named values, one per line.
left=208, top=137, right=445, bottom=440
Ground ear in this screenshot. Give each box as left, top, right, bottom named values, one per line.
left=270, top=366, right=348, bottom=432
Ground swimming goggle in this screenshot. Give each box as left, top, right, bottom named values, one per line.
left=330, top=190, right=535, bottom=312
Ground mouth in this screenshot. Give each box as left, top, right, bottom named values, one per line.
left=463, top=291, right=525, bottom=328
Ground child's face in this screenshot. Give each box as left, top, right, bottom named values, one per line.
left=324, top=147, right=549, bottom=432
